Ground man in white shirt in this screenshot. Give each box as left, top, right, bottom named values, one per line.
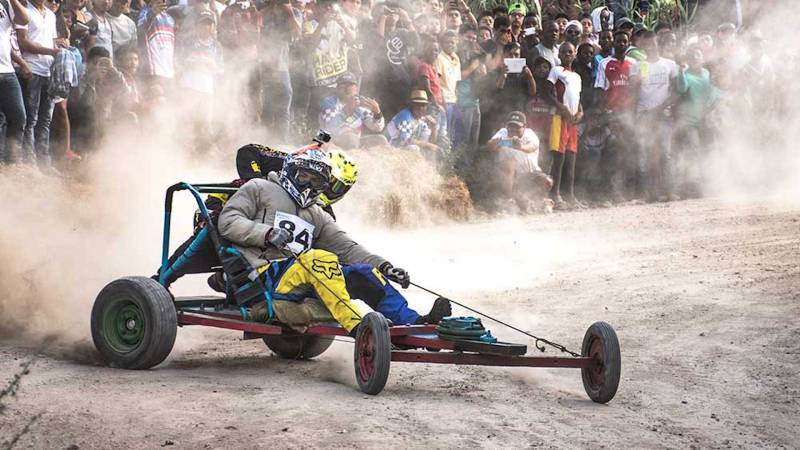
left=636, top=30, right=678, bottom=201
left=86, top=0, right=114, bottom=56
left=0, top=0, right=29, bottom=163
left=488, top=110, right=552, bottom=212
left=106, top=0, right=137, bottom=52
left=16, top=0, right=67, bottom=167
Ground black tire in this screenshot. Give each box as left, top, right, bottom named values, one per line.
left=354, top=312, right=391, bottom=395
left=581, top=321, right=621, bottom=404
left=263, top=335, right=334, bottom=360
left=91, top=276, right=177, bottom=369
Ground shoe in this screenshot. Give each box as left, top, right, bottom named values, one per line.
left=416, top=297, right=452, bottom=324
left=249, top=301, right=269, bottom=322
left=667, top=193, right=681, bottom=202
left=567, top=197, right=588, bottom=209
left=207, top=272, right=226, bottom=293
left=64, top=150, right=82, bottom=161
left=542, top=198, right=555, bottom=214
left=593, top=200, right=613, bottom=208
left=554, top=200, right=571, bottom=211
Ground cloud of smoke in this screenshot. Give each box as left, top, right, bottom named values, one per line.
left=699, top=2, right=800, bottom=206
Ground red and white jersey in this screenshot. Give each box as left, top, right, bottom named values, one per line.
left=595, top=55, right=639, bottom=112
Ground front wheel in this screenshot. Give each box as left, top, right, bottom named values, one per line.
left=354, top=312, right=391, bottom=395
left=581, top=321, right=621, bottom=404
left=91, top=277, right=177, bottom=369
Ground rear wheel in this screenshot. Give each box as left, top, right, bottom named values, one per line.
left=581, top=321, right=621, bottom=404
left=91, top=277, right=177, bottom=369
left=354, top=312, right=391, bottom=395
left=263, top=335, right=334, bottom=360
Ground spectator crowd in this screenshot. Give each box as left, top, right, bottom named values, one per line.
left=0, top=0, right=780, bottom=212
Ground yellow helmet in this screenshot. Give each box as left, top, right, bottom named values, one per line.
left=320, top=150, right=358, bottom=206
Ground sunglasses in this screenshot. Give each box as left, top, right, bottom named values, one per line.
left=510, top=12, right=523, bottom=17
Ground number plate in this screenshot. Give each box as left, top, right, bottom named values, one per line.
left=274, top=211, right=315, bottom=254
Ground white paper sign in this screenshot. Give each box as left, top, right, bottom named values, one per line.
left=273, top=211, right=315, bottom=254
left=504, top=58, right=526, bottom=74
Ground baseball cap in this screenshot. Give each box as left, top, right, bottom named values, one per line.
left=506, top=111, right=526, bottom=127
left=615, top=17, right=634, bottom=30
left=337, top=72, right=358, bottom=86
left=508, top=2, right=527, bottom=15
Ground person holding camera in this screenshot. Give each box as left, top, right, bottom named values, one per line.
left=318, top=72, right=387, bottom=149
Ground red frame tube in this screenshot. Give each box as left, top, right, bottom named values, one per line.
left=391, top=351, right=597, bottom=369
left=177, top=309, right=592, bottom=369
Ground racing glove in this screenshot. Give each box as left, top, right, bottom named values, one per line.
left=379, top=262, right=410, bottom=289
left=265, top=227, right=292, bottom=249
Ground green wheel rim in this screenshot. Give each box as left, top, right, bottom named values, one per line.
left=102, top=298, right=146, bottom=353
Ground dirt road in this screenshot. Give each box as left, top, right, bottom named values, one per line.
left=2, top=199, right=798, bottom=449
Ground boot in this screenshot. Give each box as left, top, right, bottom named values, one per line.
left=416, top=297, right=452, bottom=324
left=207, top=272, right=226, bottom=293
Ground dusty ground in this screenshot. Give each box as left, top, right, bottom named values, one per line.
left=2, top=198, right=799, bottom=449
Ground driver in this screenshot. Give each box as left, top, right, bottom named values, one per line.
left=218, top=150, right=410, bottom=335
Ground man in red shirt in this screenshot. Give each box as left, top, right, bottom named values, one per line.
left=594, top=30, right=639, bottom=203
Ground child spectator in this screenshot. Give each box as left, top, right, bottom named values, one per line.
left=547, top=42, right=584, bottom=209
left=318, top=72, right=387, bottom=148
left=385, top=89, right=441, bottom=156
left=434, top=30, right=460, bottom=146
left=488, top=111, right=551, bottom=212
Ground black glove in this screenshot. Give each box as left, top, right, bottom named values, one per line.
left=265, top=227, right=292, bottom=249
left=379, top=262, right=410, bottom=289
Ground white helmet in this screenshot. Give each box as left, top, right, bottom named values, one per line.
left=279, top=149, right=332, bottom=208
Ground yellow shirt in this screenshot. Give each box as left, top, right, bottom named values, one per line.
left=434, top=52, right=461, bottom=104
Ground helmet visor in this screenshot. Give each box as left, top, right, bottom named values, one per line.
left=324, top=179, right=352, bottom=203
left=294, top=168, right=329, bottom=191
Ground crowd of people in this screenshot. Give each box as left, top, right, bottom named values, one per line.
left=0, top=0, right=777, bottom=212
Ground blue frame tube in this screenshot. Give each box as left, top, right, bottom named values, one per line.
left=159, top=182, right=222, bottom=284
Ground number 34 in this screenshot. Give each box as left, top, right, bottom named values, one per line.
left=278, top=220, right=311, bottom=250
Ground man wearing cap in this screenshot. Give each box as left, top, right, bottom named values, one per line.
left=318, top=72, right=387, bottom=148
left=488, top=110, right=552, bottom=212
left=614, top=17, right=634, bottom=35
left=384, top=90, right=441, bottom=155
left=507, top=2, right=525, bottom=40
left=564, top=20, right=582, bottom=47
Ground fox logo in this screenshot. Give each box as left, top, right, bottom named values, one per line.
left=311, top=259, right=342, bottom=280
